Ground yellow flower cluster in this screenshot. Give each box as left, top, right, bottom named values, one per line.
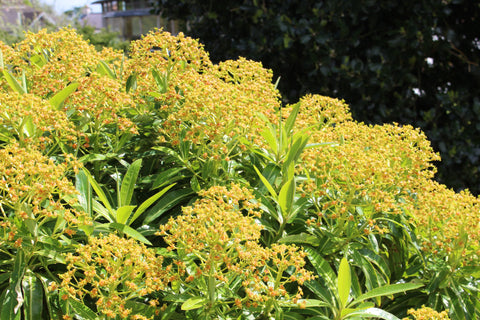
left=0, top=92, right=77, bottom=147
left=1, top=28, right=137, bottom=153
left=404, top=306, right=451, bottom=320
left=125, top=29, right=281, bottom=158
left=297, top=112, right=439, bottom=227
left=11, top=28, right=117, bottom=97
left=406, top=179, right=480, bottom=265
left=126, top=29, right=212, bottom=106
left=66, top=73, right=137, bottom=134
left=284, top=94, right=353, bottom=130
left=59, top=233, right=168, bottom=320
left=159, top=184, right=313, bottom=308
left=0, top=143, right=78, bottom=208
left=0, top=143, right=87, bottom=242
left=286, top=94, right=479, bottom=264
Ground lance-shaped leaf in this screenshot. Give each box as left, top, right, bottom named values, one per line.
left=338, top=257, right=351, bottom=308
left=119, top=159, right=142, bottom=208
left=2, top=70, right=26, bottom=94
left=49, top=82, right=79, bottom=110
left=1, top=251, right=26, bottom=320
left=96, top=60, right=116, bottom=79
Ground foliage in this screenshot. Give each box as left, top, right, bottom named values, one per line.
left=0, top=28, right=479, bottom=320
left=154, top=0, right=480, bottom=195
left=75, top=25, right=129, bottom=52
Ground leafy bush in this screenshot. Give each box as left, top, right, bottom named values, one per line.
left=0, top=28, right=478, bottom=320
left=155, top=0, right=480, bottom=195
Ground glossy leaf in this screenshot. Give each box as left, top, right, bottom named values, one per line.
left=126, top=73, right=137, bottom=93
left=2, top=70, right=26, bottom=94
left=284, top=102, right=300, bottom=135
left=119, top=159, right=142, bottom=208
left=351, top=282, right=424, bottom=307
left=75, top=170, right=92, bottom=216
left=345, top=307, right=401, bottom=320
left=254, top=165, right=278, bottom=200
left=1, top=251, right=26, bottom=320
left=82, top=168, right=115, bottom=219
left=22, top=272, right=43, bottom=320
left=116, top=205, right=136, bottom=225
left=143, top=188, right=194, bottom=224
left=68, top=299, right=97, bottom=320
left=181, top=297, right=207, bottom=310
left=97, top=60, right=116, bottom=79
left=109, top=222, right=152, bottom=245
left=129, top=183, right=175, bottom=225
left=49, top=82, right=79, bottom=110
left=338, top=257, right=351, bottom=308
left=278, top=177, right=295, bottom=217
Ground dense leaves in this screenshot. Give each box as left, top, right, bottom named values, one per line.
left=155, top=0, right=480, bottom=194
left=0, top=28, right=478, bottom=319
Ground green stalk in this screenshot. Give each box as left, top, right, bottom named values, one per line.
left=262, top=266, right=285, bottom=317
left=208, top=262, right=216, bottom=308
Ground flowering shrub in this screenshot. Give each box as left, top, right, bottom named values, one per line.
left=0, top=28, right=478, bottom=319
left=59, top=234, right=167, bottom=319
left=158, top=184, right=313, bottom=318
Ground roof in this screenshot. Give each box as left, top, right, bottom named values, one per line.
left=103, top=8, right=153, bottom=18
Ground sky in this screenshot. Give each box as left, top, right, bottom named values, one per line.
left=39, top=0, right=101, bottom=14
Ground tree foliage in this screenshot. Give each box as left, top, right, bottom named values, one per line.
left=154, top=0, right=480, bottom=194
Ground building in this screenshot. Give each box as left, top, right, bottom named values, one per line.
left=91, top=0, right=179, bottom=40
left=0, top=0, right=56, bottom=33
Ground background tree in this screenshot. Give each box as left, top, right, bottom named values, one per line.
left=154, top=0, right=480, bottom=194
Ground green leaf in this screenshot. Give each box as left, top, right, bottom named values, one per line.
left=20, top=116, right=35, bottom=139
left=181, top=297, right=207, bottom=310
left=126, top=73, right=137, bottom=93
left=78, top=153, right=108, bottom=163
left=29, top=53, right=47, bottom=68
left=151, top=68, right=167, bottom=93
left=93, top=200, right=114, bottom=222
left=281, top=299, right=331, bottom=308
left=305, top=247, right=336, bottom=288
left=338, top=257, right=351, bottom=308
left=0, top=273, right=10, bottom=286
left=48, top=82, right=79, bottom=110
left=82, top=168, right=115, bottom=219
left=22, top=272, right=43, bottom=320
left=254, top=165, right=278, bottom=200
left=152, top=146, right=184, bottom=162
left=116, top=205, right=136, bottom=225
left=351, top=282, right=424, bottom=307
left=68, top=299, right=97, bottom=320
left=96, top=60, right=116, bottom=79
left=129, top=183, right=175, bottom=225
left=109, top=223, right=152, bottom=245
left=34, top=249, right=65, bottom=264
left=278, top=233, right=321, bottom=246
left=344, top=307, right=401, bottom=320
left=1, top=251, right=26, bottom=320
left=261, top=125, right=278, bottom=155
left=152, top=167, right=187, bottom=189
left=278, top=177, right=295, bottom=218
left=76, top=170, right=92, bottom=216
left=2, top=70, right=26, bottom=94
left=283, top=134, right=308, bottom=176
left=119, top=159, right=142, bottom=207
left=143, top=188, right=194, bottom=224
left=284, top=102, right=301, bottom=134
left=190, top=175, right=201, bottom=192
